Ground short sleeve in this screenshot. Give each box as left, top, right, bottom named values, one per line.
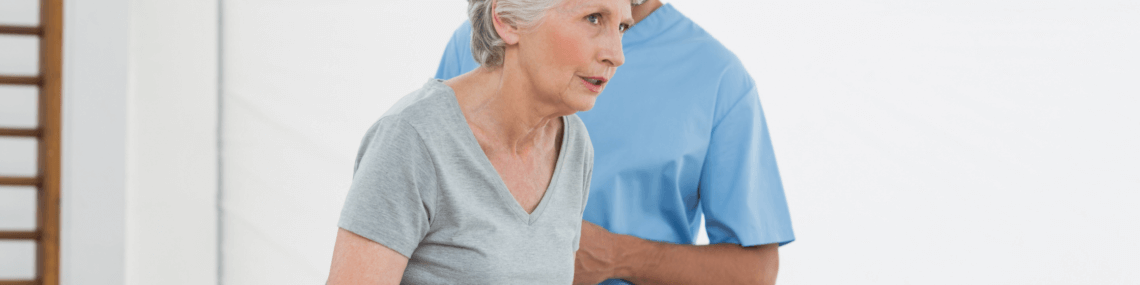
left=434, top=21, right=479, bottom=80
left=572, top=134, right=594, bottom=252
left=699, top=64, right=795, bottom=247
left=338, top=117, right=436, bottom=258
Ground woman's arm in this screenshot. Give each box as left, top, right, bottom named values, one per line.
left=327, top=228, right=409, bottom=285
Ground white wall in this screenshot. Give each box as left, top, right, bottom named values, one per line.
left=0, top=0, right=42, bottom=280
left=126, top=0, right=218, bottom=284
left=219, top=1, right=467, bottom=283
left=4, top=0, right=1137, bottom=284
left=4, top=0, right=219, bottom=284
left=220, top=0, right=1140, bottom=284
left=681, top=1, right=1140, bottom=283
left=0, top=0, right=134, bottom=282
left=1, top=1, right=131, bottom=282
left=60, top=0, right=131, bottom=283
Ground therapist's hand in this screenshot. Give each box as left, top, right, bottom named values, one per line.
left=572, top=220, right=781, bottom=285
left=573, top=221, right=623, bottom=285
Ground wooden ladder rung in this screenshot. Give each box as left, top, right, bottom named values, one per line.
left=0, top=280, right=39, bottom=285
left=0, top=75, right=41, bottom=86
left=0, top=280, right=40, bottom=285
left=0, top=176, right=40, bottom=187
left=0, top=128, right=40, bottom=137
left=0, top=25, right=42, bottom=36
left=0, top=231, right=39, bottom=240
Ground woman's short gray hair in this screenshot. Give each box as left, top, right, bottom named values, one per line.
left=468, top=0, right=640, bottom=68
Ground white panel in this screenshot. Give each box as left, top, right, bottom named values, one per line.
left=0, top=0, right=39, bottom=26
left=221, top=0, right=466, bottom=283
left=62, top=0, right=130, bottom=284
left=0, top=36, right=39, bottom=75
left=0, top=240, right=36, bottom=279
left=668, top=0, right=1140, bottom=284
left=0, top=85, right=38, bottom=128
left=0, top=2, right=42, bottom=282
left=0, top=186, right=37, bottom=230
left=0, top=137, right=37, bottom=177
left=124, top=0, right=219, bottom=284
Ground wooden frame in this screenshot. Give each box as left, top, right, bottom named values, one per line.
left=0, top=0, right=62, bottom=284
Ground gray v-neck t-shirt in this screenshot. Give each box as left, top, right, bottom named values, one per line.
left=338, top=79, right=593, bottom=284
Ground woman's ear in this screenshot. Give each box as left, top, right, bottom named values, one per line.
left=491, top=1, right=520, bottom=45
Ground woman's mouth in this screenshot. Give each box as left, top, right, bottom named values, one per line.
left=579, top=76, right=607, bottom=93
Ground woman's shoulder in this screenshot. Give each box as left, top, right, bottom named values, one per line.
left=360, top=80, right=455, bottom=147
left=563, top=114, right=587, bottom=135
left=358, top=115, right=423, bottom=157
left=358, top=79, right=471, bottom=159
left=563, top=114, right=593, bottom=157
left=379, top=79, right=456, bottom=122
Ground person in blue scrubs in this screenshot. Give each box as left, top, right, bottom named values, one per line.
left=436, top=1, right=794, bottom=284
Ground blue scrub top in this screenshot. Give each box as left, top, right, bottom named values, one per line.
left=436, top=4, right=794, bottom=281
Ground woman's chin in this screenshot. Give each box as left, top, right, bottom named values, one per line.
left=569, top=95, right=599, bottom=112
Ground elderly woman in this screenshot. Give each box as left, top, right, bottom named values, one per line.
left=327, top=0, right=633, bottom=283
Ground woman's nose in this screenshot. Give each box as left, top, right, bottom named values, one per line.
left=599, top=30, right=625, bottom=67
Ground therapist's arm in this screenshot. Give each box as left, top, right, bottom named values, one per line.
left=327, top=228, right=409, bottom=285
left=573, top=222, right=779, bottom=285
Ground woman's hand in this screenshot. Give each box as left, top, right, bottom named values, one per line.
left=327, top=228, right=409, bottom=285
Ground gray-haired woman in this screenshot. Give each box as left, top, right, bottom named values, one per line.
left=327, top=0, right=634, bottom=283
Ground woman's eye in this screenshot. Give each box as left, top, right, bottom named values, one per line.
left=586, top=14, right=599, bottom=24
left=619, top=24, right=629, bottom=33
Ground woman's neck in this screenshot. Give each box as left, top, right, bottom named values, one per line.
left=447, top=66, right=565, bottom=155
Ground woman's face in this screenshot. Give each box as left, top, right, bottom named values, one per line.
left=510, top=0, right=634, bottom=112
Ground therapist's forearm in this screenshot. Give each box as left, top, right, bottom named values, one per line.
left=611, top=234, right=779, bottom=285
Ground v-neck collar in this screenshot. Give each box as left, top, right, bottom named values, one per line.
left=432, top=79, right=570, bottom=225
